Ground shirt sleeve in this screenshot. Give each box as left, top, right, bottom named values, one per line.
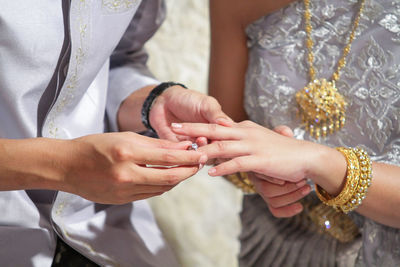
left=106, top=0, right=166, bottom=132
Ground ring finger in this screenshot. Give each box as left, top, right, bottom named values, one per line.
left=252, top=178, right=308, bottom=198
left=265, top=184, right=311, bottom=208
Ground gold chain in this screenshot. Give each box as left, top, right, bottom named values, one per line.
left=296, top=0, right=365, bottom=139
left=304, top=0, right=365, bottom=82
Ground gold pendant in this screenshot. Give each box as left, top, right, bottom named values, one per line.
left=296, top=78, right=347, bottom=139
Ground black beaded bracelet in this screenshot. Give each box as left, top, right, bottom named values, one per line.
left=141, top=82, right=187, bottom=133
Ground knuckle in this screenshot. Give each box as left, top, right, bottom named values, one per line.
left=112, top=144, right=132, bottom=162
left=215, top=141, right=226, bottom=152
left=209, top=123, right=218, bottom=132
left=110, top=166, right=131, bottom=183
left=164, top=174, right=181, bottom=185
left=232, top=158, right=243, bottom=170
left=110, top=168, right=125, bottom=182
left=162, top=151, right=177, bottom=162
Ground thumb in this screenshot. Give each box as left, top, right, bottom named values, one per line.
left=273, top=125, right=294, bottom=138
left=201, top=96, right=233, bottom=125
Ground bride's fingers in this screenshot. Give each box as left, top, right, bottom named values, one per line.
left=208, top=156, right=255, bottom=176
left=263, top=185, right=311, bottom=209
left=171, top=122, right=242, bottom=140
left=195, top=136, right=208, bottom=147
left=198, top=140, right=250, bottom=159
left=268, top=203, right=304, bottom=218
left=273, top=125, right=294, bottom=137
left=251, top=172, right=285, bottom=185
left=216, top=117, right=234, bottom=127
left=252, top=178, right=308, bottom=198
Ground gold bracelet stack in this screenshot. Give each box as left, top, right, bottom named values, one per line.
left=316, top=147, right=372, bottom=213
left=225, top=172, right=256, bottom=194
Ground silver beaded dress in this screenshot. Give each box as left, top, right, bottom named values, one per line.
left=240, top=0, right=400, bottom=266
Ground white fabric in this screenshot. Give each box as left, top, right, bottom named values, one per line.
left=0, top=0, right=177, bottom=266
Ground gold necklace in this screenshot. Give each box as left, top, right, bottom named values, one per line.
left=296, top=0, right=365, bottom=139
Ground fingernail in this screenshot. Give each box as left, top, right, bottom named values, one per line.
left=208, top=168, right=216, bottom=175
left=171, top=123, right=182, bottom=128
left=302, top=186, right=311, bottom=196
left=295, top=204, right=303, bottom=213
left=199, top=163, right=204, bottom=170
left=199, top=155, right=208, bottom=164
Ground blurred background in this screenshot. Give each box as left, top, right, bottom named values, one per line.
left=145, top=1, right=243, bottom=266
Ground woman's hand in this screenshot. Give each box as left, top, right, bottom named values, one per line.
left=248, top=125, right=311, bottom=218
left=171, top=120, right=316, bottom=183
left=250, top=173, right=311, bottom=217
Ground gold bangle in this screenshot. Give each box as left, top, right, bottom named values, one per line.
left=316, top=147, right=373, bottom=213
left=225, top=172, right=256, bottom=194
left=340, top=147, right=372, bottom=213
left=315, top=147, right=360, bottom=208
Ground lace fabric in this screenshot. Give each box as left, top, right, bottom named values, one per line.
left=241, top=0, right=400, bottom=266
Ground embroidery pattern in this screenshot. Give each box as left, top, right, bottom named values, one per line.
left=47, top=0, right=91, bottom=138
left=245, top=0, right=400, bottom=156
left=101, top=0, right=138, bottom=14
left=244, top=1, right=400, bottom=264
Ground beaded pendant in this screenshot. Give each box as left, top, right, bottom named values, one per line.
left=296, top=78, right=347, bottom=139
left=299, top=0, right=365, bottom=138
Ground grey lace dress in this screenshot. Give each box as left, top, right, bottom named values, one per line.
left=240, top=0, right=400, bottom=266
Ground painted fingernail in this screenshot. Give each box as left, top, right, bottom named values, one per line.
left=302, top=186, right=311, bottom=195
left=171, top=123, right=182, bottom=128
left=208, top=168, right=216, bottom=175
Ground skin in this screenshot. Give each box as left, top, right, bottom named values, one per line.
left=171, top=121, right=400, bottom=228
left=208, top=0, right=295, bottom=122
left=207, top=0, right=400, bottom=227
left=249, top=126, right=311, bottom=217
left=0, top=84, right=230, bottom=204
left=208, top=0, right=308, bottom=217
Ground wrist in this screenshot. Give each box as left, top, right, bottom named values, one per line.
left=142, top=82, right=187, bottom=133
left=305, top=142, right=347, bottom=196
left=117, top=85, right=156, bottom=132
left=0, top=138, right=71, bottom=191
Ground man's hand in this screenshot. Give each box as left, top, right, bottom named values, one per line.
left=149, top=85, right=232, bottom=143
left=64, top=132, right=207, bottom=204
left=0, top=133, right=207, bottom=204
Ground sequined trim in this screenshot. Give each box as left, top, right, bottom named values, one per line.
left=101, top=0, right=138, bottom=14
